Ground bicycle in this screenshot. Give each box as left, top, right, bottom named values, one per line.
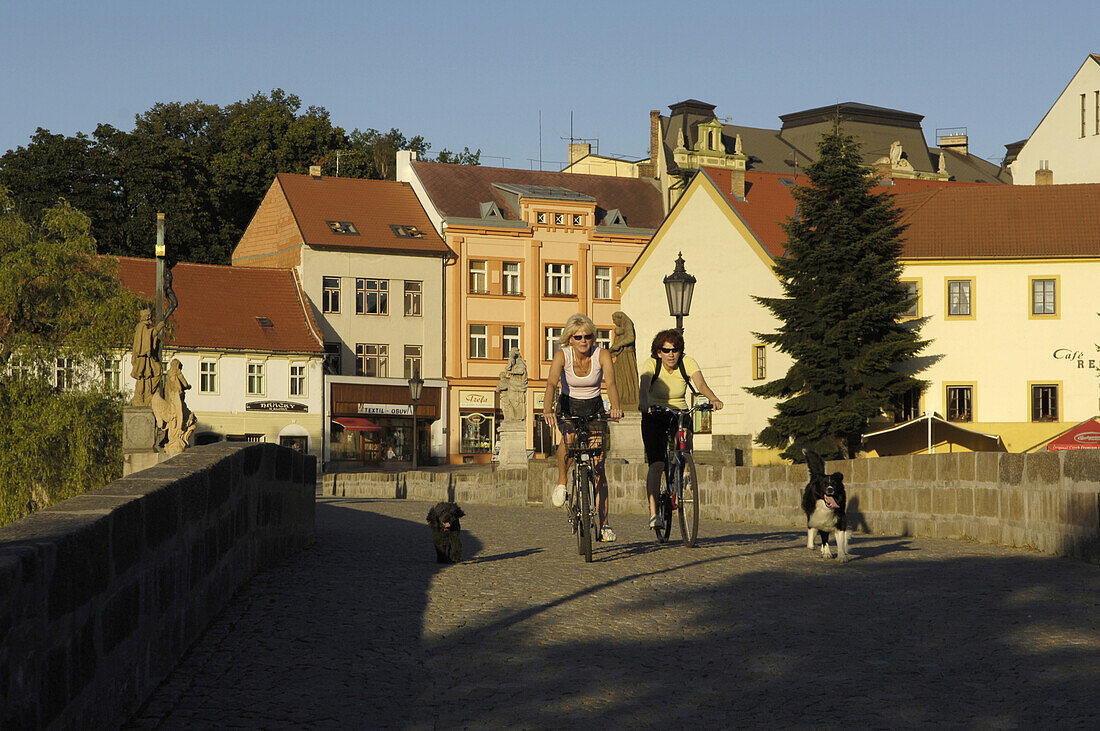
left=556, top=413, right=608, bottom=563
left=649, top=403, right=713, bottom=547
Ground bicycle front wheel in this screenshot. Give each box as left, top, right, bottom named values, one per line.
left=654, top=490, right=672, bottom=543
left=677, top=454, right=700, bottom=547
left=575, top=465, right=593, bottom=562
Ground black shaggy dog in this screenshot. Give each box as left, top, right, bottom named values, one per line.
left=427, top=502, right=465, bottom=564
left=801, top=450, right=851, bottom=562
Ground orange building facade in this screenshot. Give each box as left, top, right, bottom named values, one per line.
left=398, top=154, right=664, bottom=462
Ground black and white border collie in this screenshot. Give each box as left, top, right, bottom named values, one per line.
left=801, top=450, right=851, bottom=562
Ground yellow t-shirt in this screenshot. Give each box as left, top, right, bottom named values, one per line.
left=645, top=355, right=700, bottom=410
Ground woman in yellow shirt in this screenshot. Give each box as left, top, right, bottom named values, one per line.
left=638, top=328, right=723, bottom=529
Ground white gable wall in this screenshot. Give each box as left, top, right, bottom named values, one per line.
left=1011, top=57, right=1100, bottom=185
left=620, top=176, right=791, bottom=461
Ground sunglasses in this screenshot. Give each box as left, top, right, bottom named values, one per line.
left=659, top=347, right=680, bottom=354
left=572, top=333, right=594, bottom=341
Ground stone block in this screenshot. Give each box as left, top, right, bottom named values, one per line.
left=975, top=452, right=1000, bottom=484
left=101, top=580, right=140, bottom=654
left=999, top=453, right=1024, bottom=486
left=938, top=454, right=960, bottom=483
left=1067, top=492, right=1099, bottom=529
left=1063, top=450, right=1100, bottom=484
left=1024, top=452, right=1062, bottom=486
left=915, top=486, right=932, bottom=514
left=956, top=487, right=974, bottom=516
left=852, top=458, right=869, bottom=486
left=956, top=453, right=976, bottom=482
left=912, top=455, right=936, bottom=484
left=932, top=486, right=956, bottom=515
left=1001, top=489, right=1024, bottom=521
left=110, top=499, right=145, bottom=575
left=870, top=455, right=911, bottom=482
left=974, top=488, right=999, bottom=518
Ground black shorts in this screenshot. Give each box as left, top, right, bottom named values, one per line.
left=557, top=395, right=605, bottom=419
left=641, top=410, right=692, bottom=464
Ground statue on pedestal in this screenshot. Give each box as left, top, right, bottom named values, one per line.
left=610, top=311, right=639, bottom=409
left=496, top=348, right=529, bottom=422
left=130, top=308, right=165, bottom=406
left=151, top=358, right=194, bottom=453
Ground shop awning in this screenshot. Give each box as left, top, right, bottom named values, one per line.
left=1046, top=417, right=1100, bottom=451
left=332, top=417, right=382, bottom=432
left=863, top=413, right=1005, bottom=456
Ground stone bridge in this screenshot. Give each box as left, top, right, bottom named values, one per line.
left=2, top=446, right=1098, bottom=728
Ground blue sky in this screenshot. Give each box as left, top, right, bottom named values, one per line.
left=3, top=1, right=1098, bottom=168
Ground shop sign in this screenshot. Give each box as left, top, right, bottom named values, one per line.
left=1052, top=347, right=1100, bottom=371
left=246, top=400, right=307, bottom=413
left=357, top=403, right=415, bottom=416
left=533, top=391, right=545, bottom=409
left=459, top=390, right=495, bottom=409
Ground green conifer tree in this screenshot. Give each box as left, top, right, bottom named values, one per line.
left=747, top=118, right=928, bottom=461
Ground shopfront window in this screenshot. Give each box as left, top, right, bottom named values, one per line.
left=461, top=412, right=494, bottom=453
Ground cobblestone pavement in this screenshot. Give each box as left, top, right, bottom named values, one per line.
left=127, top=498, right=1100, bottom=730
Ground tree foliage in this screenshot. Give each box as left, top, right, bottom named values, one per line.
left=0, top=90, right=479, bottom=265
left=0, top=187, right=144, bottom=525
left=746, top=119, right=929, bottom=462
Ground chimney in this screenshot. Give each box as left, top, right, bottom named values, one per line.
left=937, top=130, right=969, bottom=156
left=568, top=142, right=591, bottom=165
left=730, top=169, right=745, bottom=200
left=309, top=165, right=322, bottom=179
left=1035, top=160, right=1053, bottom=185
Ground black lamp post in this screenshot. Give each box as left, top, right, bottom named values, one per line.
left=408, top=367, right=424, bottom=469
left=663, top=252, right=696, bottom=332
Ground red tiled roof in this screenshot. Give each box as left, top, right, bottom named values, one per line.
left=116, top=257, right=323, bottom=354
left=411, top=160, right=664, bottom=230
left=699, top=167, right=1053, bottom=259
left=890, top=184, right=1100, bottom=258
left=275, top=173, right=451, bottom=255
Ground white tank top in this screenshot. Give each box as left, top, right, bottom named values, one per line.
left=560, top=345, right=603, bottom=399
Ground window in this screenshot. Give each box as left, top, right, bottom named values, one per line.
left=6, top=354, right=31, bottom=380
left=1031, top=278, right=1057, bottom=316
left=536, top=212, right=547, bottom=224
left=469, top=260, right=487, bottom=293
left=103, top=358, right=121, bottom=391
left=545, top=263, right=572, bottom=296
left=545, top=327, right=563, bottom=360
left=946, top=385, right=972, bottom=422
left=572, top=214, right=583, bottom=226
left=753, top=345, right=766, bottom=380
left=469, top=325, right=488, bottom=359
left=502, top=262, right=521, bottom=295
left=1031, top=384, right=1058, bottom=422
left=554, top=213, right=564, bottom=225
left=327, top=221, right=359, bottom=235
left=594, top=266, right=612, bottom=300
left=390, top=224, right=424, bottom=238
left=502, top=326, right=520, bottom=357
left=404, top=345, right=422, bottom=379
left=947, top=279, right=972, bottom=317
left=893, top=387, right=921, bottom=423
left=356, top=278, right=388, bottom=315
left=460, top=413, right=493, bottom=453
left=404, top=280, right=422, bottom=316
left=289, top=363, right=306, bottom=398
left=596, top=328, right=611, bottom=351
left=901, top=280, right=920, bottom=318
left=247, top=362, right=265, bottom=396
left=324, top=342, right=341, bottom=375
left=1082, top=93, right=1087, bottom=138
left=199, top=360, right=218, bottom=393
left=356, top=344, right=388, bottom=377
left=54, top=358, right=75, bottom=390
left=322, top=276, right=340, bottom=313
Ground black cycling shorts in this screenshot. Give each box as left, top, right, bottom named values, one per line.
left=641, top=410, right=693, bottom=464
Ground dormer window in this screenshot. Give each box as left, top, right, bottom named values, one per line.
left=256, top=316, right=274, bottom=328
left=602, top=209, right=626, bottom=226
left=391, top=224, right=424, bottom=238
left=327, top=221, right=359, bottom=235
left=572, top=214, right=583, bottom=226
left=537, top=212, right=547, bottom=224
left=554, top=213, right=564, bottom=225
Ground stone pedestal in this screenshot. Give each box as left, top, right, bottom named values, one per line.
left=123, top=405, right=169, bottom=476
left=496, top=420, right=529, bottom=468
left=608, top=411, right=645, bottom=463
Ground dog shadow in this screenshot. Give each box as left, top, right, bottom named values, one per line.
left=846, top=539, right=918, bottom=559
left=845, top=495, right=871, bottom=534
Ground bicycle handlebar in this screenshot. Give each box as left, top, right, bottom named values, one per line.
left=648, top=403, right=713, bottom=415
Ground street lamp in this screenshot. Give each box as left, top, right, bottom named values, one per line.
left=408, top=367, right=424, bottom=470
left=663, top=252, right=696, bottom=332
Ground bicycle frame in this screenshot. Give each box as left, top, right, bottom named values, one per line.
left=557, top=414, right=608, bottom=562
left=650, top=403, right=711, bottom=547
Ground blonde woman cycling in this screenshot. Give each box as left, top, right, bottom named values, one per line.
left=543, top=313, right=623, bottom=541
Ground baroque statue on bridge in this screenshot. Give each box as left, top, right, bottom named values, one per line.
left=496, top=348, right=529, bottom=422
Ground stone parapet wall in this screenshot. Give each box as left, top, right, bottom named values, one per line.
left=324, top=451, right=1100, bottom=562
left=0, top=442, right=316, bottom=729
